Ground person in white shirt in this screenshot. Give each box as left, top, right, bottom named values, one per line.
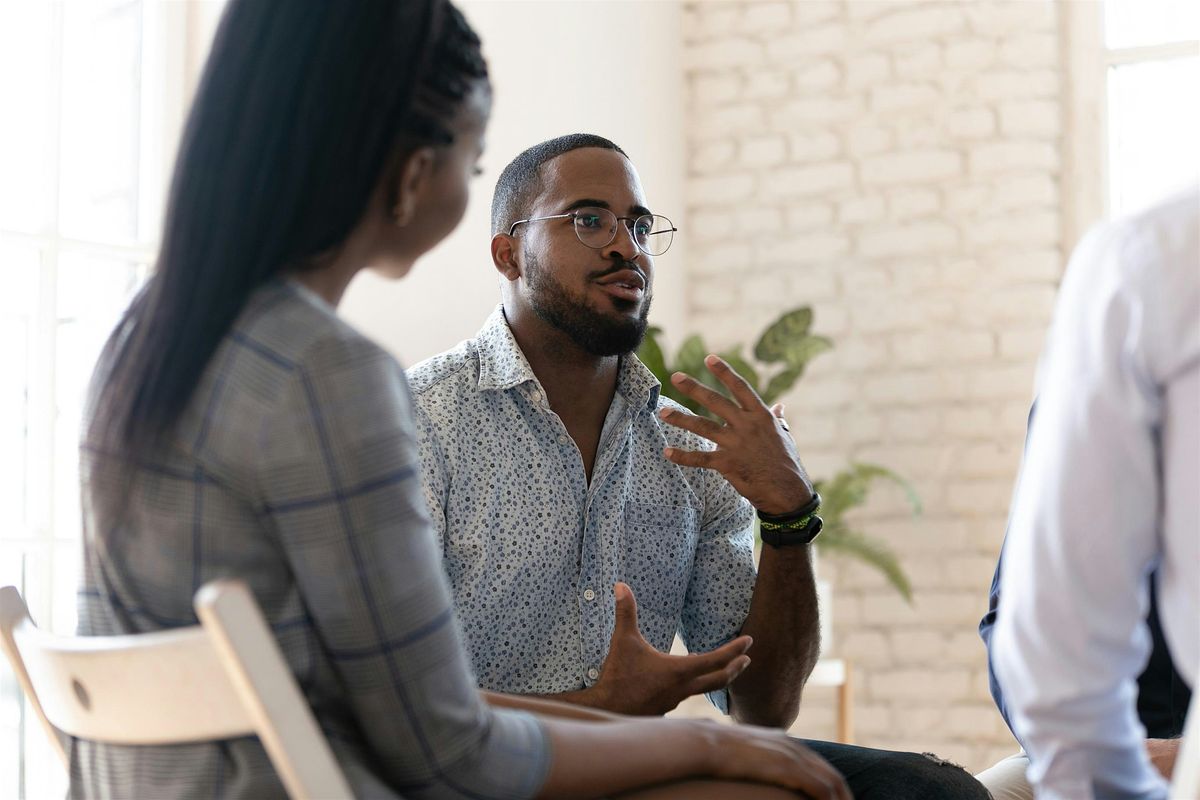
left=993, top=188, right=1199, bottom=800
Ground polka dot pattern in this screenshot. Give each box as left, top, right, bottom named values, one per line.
left=408, top=307, right=756, bottom=708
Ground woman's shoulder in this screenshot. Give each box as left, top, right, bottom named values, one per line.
left=233, top=280, right=396, bottom=376
left=176, top=282, right=408, bottom=470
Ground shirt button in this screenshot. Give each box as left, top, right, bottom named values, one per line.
left=583, top=588, right=595, bottom=601
left=557, top=434, right=568, bottom=444
left=587, top=667, right=599, bottom=680
left=530, top=390, right=542, bottom=402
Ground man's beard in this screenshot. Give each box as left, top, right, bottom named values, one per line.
left=524, top=249, right=651, bottom=357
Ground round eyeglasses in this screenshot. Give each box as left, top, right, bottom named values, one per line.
left=508, top=206, right=678, bottom=257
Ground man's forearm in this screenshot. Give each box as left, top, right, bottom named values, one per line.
left=728, top=543, right=820, bottom=728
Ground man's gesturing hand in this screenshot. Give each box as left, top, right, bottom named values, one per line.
left=589, top=582, right=752, bottom=716
left=659, top=353, right=813, bottom=515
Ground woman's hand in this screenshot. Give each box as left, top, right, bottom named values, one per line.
left=697, top=721, right=852, bottom=800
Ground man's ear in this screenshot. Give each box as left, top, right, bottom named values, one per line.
left=491, top=233, right=521, bottom=281
left=390, top=146, right=437, bottom=227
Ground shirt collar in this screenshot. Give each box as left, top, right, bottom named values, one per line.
left=475, top=305, right=538, bottom=391
left=619, top=349, right=662, bottom=411
left=475, top=305, right=661, bottom=411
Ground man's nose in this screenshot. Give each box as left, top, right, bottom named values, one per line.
left=604, top=220, right=642, bottom=262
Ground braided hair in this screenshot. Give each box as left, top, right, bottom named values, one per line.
left=405, top=1, right=489, bottom=145
left=89, top=0, right=489, bottom=476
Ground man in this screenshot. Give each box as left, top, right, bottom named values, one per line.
left=978, top=462, right=1191, bottom=798
left=408, top=133, right=989, bottom=798
left=991, top=189, right=1198, bottom=799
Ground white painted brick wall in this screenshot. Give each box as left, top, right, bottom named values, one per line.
left=677, top=0, right=1066, bottom=771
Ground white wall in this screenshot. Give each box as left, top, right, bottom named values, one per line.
left=343, top=0, right=688, bottom=365
left=680, top=0, right=1064, bottom=770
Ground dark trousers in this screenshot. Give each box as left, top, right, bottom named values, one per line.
left=799, top=739, right=991, bottom=799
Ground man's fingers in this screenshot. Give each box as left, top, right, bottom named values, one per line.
left=662, top=446, right=719, bottom=469
left=669, top=371, right=742, bottom=421
left=704, top=354, right=765, bottom=412
left=770, top=403, right=785, bottom=418
left=683, top=654, right=751, bottom=696
left=679, top=634, right=753, bottom=673
left=657, top=406, right=724, bottom=442
left=612, top=582, right=639, bottom=634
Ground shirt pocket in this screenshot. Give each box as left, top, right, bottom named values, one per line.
left=622, top=501, right=700, bottom=628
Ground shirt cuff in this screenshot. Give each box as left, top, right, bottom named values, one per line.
left=705, top=687, right=731, bottom=715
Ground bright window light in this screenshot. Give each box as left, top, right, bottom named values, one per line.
left=1103, top=0, right=1200, bottom=216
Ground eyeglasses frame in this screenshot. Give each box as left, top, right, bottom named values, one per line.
left=507, top=208, right=679, bottom=257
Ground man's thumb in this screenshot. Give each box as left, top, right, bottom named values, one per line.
left=613, top=582, right=638, bottom=630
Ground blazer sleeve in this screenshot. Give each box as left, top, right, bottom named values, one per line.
left=256, top=329, right=549, bottom=798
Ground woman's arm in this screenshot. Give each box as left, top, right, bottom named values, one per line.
left=535, top=716, right=851, bottom=800
left=483, top=692, right=852, bottom=799
left=482, top=690, right=622, bottom=722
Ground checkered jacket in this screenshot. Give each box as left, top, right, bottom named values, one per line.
left=73, top=280, right=548, bottom=799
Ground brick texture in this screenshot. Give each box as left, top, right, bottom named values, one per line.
left=673, top=0, right=1065, bottom=771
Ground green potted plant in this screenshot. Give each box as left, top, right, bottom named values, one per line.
left=639, top=308, right=919, bottom=604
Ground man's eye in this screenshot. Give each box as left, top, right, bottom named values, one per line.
left=578, top=215, right=603, bottom=228
left=634, top=222, right=652, bottom=237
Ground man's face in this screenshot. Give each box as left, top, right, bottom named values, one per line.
left=517, top=148, right=655, bottom=356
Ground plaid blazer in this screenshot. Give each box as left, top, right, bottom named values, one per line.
left=74, top=281, right=548, bottom=799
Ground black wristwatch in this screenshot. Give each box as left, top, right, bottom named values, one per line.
left=757, top=492, right=822, bottom=547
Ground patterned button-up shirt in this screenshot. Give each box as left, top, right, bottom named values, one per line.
left=408, top=307, right=756, bottom=710
left=75, top=283, right=548, bottom=799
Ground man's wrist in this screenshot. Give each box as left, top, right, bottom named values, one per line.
left=755, top=485, right=816, bottom=517
left=1146, top=737, right=1179, bottom=780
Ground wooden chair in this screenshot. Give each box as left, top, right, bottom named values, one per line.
left=1173, top=692, right=1198, bottom=799
left=0, top=580, right=352, bottom=799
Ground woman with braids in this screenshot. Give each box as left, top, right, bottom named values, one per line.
left=77, top=2, right=850, bottom=798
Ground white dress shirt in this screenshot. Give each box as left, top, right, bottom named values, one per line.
left=993, top=189, right=1199, bottom=800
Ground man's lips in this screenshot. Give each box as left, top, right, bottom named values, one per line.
left=594, top=269, right=647, bottom=298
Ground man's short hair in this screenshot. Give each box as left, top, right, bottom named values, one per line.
left=491, top=133, right=628, bottom=236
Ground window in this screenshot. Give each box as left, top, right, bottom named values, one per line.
left=0, top=3, right=208, bottom=797
left=1103, top=0, right=1200, bottom=216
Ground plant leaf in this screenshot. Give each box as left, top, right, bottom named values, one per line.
left=782, top=334, right=834, bottom=371
left=675, top=334, right=708, bottom=377
left=763, top=365, right=803, bottom=405
left=816, top=522, right=913, bottom=603
left=845, top=462, right=923, bottom=515
left=817, top=462, right=922, bottom=524
left=753, top=307, right=814, bottom=363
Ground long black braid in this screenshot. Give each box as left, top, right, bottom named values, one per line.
left=404, top=1, right=490, bottom=145
left=88, top=0, right=490, bottom=494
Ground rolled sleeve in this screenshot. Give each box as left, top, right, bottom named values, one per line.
left=679, top=466, right=756, bottom=713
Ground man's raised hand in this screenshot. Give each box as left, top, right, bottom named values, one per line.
left=658, top=354, right=813, bottom=516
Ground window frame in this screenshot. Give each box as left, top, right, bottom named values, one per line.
left=1063, top=1, right=1200, bottom=249
left=0, top=3, right=219, bottom=797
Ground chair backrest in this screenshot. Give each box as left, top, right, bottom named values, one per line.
left=0, top=581, right=352, bottom=800
left=1173, top=691, right=1198, bottom=799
